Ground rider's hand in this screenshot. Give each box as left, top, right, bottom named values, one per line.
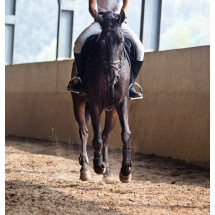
left=119, top=9, right=126, bottom=24
left=94, top=10, right=104, bottom=23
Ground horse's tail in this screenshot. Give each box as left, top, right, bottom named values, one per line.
left=85, top=102, right=91, bottom=125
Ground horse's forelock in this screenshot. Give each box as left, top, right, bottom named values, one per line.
left=100, top=11, right=121, bottom=29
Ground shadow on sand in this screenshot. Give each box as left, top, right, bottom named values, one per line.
left=5, top=136, right=210, bottom=188
left=5, top=179, right=209, bottom=215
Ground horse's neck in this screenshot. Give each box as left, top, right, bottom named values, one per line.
left=86, top=50, right=105, bottom=82
left=93, top=49, right=105, bottom=73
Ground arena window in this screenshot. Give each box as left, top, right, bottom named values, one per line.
left=159, top=0, right=210, bottom=50
left=140, top=0, right=162, bottom=51
left=5, top=0, right=16, bottom=64
left=5, top=0, right=210, bottom=64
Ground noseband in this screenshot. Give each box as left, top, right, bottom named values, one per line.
left=103, top=59, right=125, bottom=77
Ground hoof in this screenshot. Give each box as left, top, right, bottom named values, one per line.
left=80, top=169, right=91, bottom=181
left=119, top=172, right=132, bottom=183
left=94, top=164, right=106, bottom=175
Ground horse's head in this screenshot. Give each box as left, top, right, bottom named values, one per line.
left=96, top=11, right=125, bottom=84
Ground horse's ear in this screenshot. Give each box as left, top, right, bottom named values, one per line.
left=95, top=10, right=104, bottom=24
left=118, top=9, right=126, bottom=25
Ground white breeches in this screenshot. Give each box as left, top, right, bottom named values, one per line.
left=74, top=22, right=145, bottom=61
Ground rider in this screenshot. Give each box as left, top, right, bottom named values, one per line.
left=67, top=0, right=145, bottom=99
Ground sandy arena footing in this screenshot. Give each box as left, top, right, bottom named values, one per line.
left=5, top=138, right=210, bottom=215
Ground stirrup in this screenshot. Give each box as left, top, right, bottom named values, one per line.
left=67, top=76, right=85, bottom=95
left=71, top=76, right=82, bottom=85
left=128, top=82, right=143, bottom=100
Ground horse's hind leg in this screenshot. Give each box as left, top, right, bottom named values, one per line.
left=116, top=98, right=132, bottom=183
left=90, top=103, right=105, bottom=174
left=72, top=94, right=91, bottom=181
left=102, top=109, right=118, bottom=179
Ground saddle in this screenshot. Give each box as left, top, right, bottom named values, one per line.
left=80, top=34, right=136, bottom=74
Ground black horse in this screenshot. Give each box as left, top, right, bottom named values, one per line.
left=72, top=11, right=132, bottom=183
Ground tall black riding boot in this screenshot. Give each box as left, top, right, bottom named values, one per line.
left=67, top=53, right=85, bottom=93
left=128, top=60, right=144, bottom=100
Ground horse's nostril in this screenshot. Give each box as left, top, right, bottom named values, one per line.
left=116, top=75, right=120, bottom=80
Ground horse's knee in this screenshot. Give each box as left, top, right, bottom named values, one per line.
left=121, top=131, right=131, bottom=144
left=102, top=134, right=110, bottom=147
left=79, top=127, right=88, bottom=140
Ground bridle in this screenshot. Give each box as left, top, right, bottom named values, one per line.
left=103, top=58, right=125, bottom=79
left=99, top=27, right=126, bottom=111
left=101, top=28, right=126, bottom=78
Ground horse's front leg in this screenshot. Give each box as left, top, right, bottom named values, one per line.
left=78, top=124, right=91, bottom=181
left=72, top=94, right=91, bottom=181
left=102, top=108, right=118, bottom=179
left=90, top=103, right=105, bottom=174
left=116, top=98, right=132, bottom=183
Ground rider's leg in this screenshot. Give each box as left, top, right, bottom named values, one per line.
left=67, top=22, right=102, bottom=93
left=122, top=23, right=145, bottom=99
